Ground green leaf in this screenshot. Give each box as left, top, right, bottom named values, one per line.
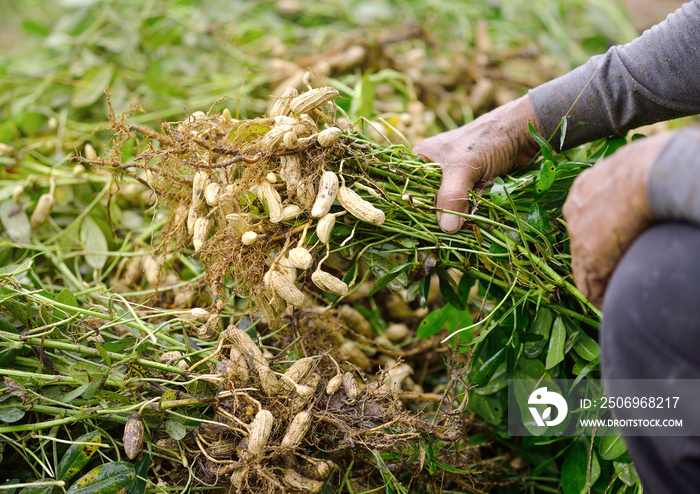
left=489, top=177, right=522, bottom=205
left=229, top=123, right=270, bottom=145
left=614, top=461, right=639, bottom=487
left=0, top=407, right=25, bottom=423
left=573, top=331, right=600, bottom=361
left=535, top=159, right=557, bottom=195
left=599, top=434, right=627, bottom=460
left=416, top=306, right=449, bottom=339
left=127, top=453, right=150, bottom=494
left=572, top=357, right=599, bottom=387
left=472, top=347, right=507, bottom=388
left=514, top=355, right=547, bottom=381
left=50, top=288, right=79, bottom=328
left=545, top=317, right=566, bottom=370
left=436, top=268, right=465, bottom=310
left=362, top=251, right=408, bottom=291
left=69, top=362, right=108, bottom=385
left=445, top=304, right=473, bottom=342
left=0, top=200, right=31, bottom=244
left=0, top=313, right=19, bottom=333
left=165, top=419, right=187, bottom=440
left=71, top=65, right=114, bottom=108
left=526, top=202, right=553, bottom=238
left=349, top=74, right=376, bottom=120
left=524, top=308, right=554, bottom=358
left=0, top=341, right=23, bottom=366
left=53, top=288, right=78, bottom=309
left=473, top=361, right=508, bottom=395
left=457, top=273, right=474, bottom=301
left=61, top=385, right=89, bottom=404
left=80, top=216, right=108, bottom=271
left=0, top=284, right=33, bottom=326
left=561, top=442, right=588, bottom=494
left=518, top=332, right=543, bottom=343
left=368, top=264, right=409, bottom=296
left=528, top=122, right=553, bottom=161
left=22, top=20, right=51, bottom=36
left=430, top=458, right=475, bottom=475
left=561, top=441, right=600, bottom=494
left=66, top=462, right=135, bottom=494
left=18, top=480, right=54, bottom=493
left=93, top=342, right=112, bottom=367
left=468, top=393, right=503, bottom=425
left=56, top=431, right=103, bottom=481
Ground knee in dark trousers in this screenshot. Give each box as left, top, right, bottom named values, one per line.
left=601, top=222, right=700, bottom=494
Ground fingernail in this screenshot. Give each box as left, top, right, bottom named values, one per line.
left=438, top=212, right=463, bottom=233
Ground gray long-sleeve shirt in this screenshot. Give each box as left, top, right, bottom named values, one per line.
left=529, top=0, right=700, bottom=224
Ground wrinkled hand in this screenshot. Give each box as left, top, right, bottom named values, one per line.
left=563, top=132, right=673, bottom=309
left=414, top=95, right=541, bottom=232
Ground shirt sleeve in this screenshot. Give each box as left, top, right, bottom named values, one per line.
left=647, top=128, right=700, bottom=225
left=529, top=0, right=700, bottom=152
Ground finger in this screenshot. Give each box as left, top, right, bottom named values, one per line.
left=436, top=164, right=478, bottom=233
left=587, top=281, right=605, bottom=309
left=570, top=239, right=609, bottom=309
left=569, top=237, right=591, bottom=293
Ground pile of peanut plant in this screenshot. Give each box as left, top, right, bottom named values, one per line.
left=0, top=1, right=649, bottom=492
left=77, top=86, right=632, bottom=492
left=0, top=82, right=645, bottom=493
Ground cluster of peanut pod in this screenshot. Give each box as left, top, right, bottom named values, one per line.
left=214, top=325, right=376, bottom=491
left=179, top=86, right=386, bottom=329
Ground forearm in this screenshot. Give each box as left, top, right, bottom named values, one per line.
left=529, top=0, right=700, bottom=151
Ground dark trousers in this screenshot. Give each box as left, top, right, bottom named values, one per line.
left=602, top=222, right=700, bottom=494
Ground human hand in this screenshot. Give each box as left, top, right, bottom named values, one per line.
left=563, top=132, right=673, bottom=308
left=414, top=95, right=542, bottom=232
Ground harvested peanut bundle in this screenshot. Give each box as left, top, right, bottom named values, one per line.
left=89, top=70, right=593, bottom=494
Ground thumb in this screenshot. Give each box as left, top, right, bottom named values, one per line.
left=435, top=164, right=480, bottom=233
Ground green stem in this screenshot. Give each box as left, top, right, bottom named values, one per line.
left=0, top=330, right=186, bottom=375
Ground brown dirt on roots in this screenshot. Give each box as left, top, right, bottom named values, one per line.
left=148, top=321, right=495, bottom=493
